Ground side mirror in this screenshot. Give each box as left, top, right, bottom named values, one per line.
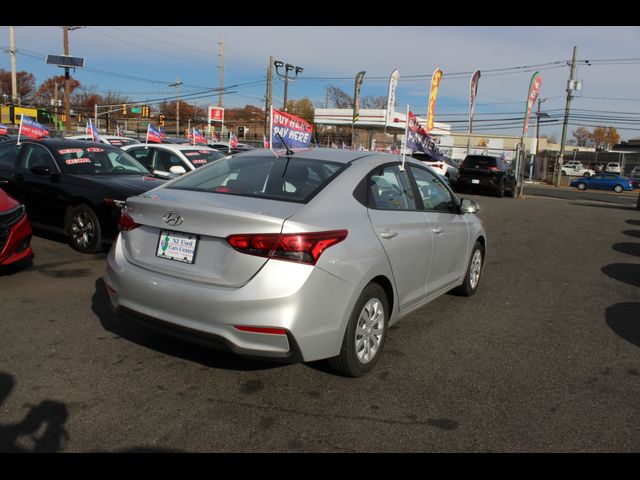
left=460, top=198, right=480, bottom=214
left=30, top=165, right=53, bottom=176
left=169, top=165, right=187, bottom=175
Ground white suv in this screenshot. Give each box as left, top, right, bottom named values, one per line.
left=605, top=162, right=622, bottom=174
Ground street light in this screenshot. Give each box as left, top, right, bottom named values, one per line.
left=274, top=60, right=303, bottom=111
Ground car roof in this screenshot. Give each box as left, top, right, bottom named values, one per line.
left=233, top=147, right=410, bottom=165
left=5, top=138, right=116, bottom=149
left=124, top=143, right=215, bottom=152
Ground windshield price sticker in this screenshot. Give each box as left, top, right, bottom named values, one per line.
left=156, top=230, right=198, bottom=264
left=65, top=158, right=92, bottom=165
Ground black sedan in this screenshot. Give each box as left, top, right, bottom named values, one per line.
left=0, top=139, right=165, bottom=253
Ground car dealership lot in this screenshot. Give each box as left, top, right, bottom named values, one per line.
left=1, top=188, right=639, bottom=452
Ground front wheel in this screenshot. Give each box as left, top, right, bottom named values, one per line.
left=577, top=182, right=587, bottom=191
left=329, top=283, right=389, bottom=378
left=454, top=241, right=484, bottom=297
left=614, top=185, right=623, bottom=193
left=66, top=204, right=103, bottom=253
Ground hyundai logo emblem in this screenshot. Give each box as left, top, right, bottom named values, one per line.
left=163, top=212, right=183, bottom=226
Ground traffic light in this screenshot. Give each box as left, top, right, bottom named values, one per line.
left=141, top=105, right=150, bottom=118
left=159, top=114, right=166, bottom=127
left=122, top=103, right=127, bottom=115
left=77, top=113, right=83, bottom=123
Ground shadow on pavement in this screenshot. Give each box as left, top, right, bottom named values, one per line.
left=0, top=372, right=69, bottom=453
left=606, top=303, right=640, bottom=348
left=612, top=242, right=640, bottom=258
left=601, top=263, right=640, bottom=288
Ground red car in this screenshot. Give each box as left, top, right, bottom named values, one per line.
left=0, top=189, right=33, bottom=266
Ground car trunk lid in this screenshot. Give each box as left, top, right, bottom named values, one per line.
left=121, top=188, right=303, bottom=287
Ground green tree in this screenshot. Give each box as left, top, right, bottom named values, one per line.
left=286, top=97, right=315, bottom=124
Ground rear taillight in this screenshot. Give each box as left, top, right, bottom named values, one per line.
left=226, top=230, right=348, bottom=265
left=487, top=166, right=500, bottom=171
left=118, top=210, right=140, bottom=231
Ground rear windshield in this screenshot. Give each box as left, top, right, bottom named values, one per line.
left=53, top=146, right=150, bottom=175
left=462, top=156, right=498, bottom=168
left=182, top=149, right=226, bottom=167
left=167, top=154, right=347, bottom=203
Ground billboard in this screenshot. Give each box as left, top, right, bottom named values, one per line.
left=209, top=106, right=224, bottom=124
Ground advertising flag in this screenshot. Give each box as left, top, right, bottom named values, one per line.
left=192, top=127, right=206, bottom=145
left=386, top=69, right=400, bottom=126
left=88, top=120, right=106, bottom=143
left=270, top=107, right=313, bottom=150
left=405, top=110, right=436, bottom=155
left=469, top=69, right=481, bottom=134
left=159, top=127, right=167, bottom=139
left=146, top=123, right=162, bottom=144
left=18, top=116, right=48, bottom=141
left=263, top=134, right=270, bottom=149
left=353, top=71, right=366, bottom=123
left=116, top=125, right=123, bottom=136
left=229, top=132, right=238, bottom=148
left=523, top=71, right=542, bottom=135
left=0, top=123, right=7, bottom=135
left=426, top=68, right=443, bottom=132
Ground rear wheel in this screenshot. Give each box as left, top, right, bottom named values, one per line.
left=577, top=182, right=587, bottom=191
left=329, top=283, right=389, bottom=378
left=614, top=184, right=623, bottom=193
left=66, top=204, right=103, bottom=254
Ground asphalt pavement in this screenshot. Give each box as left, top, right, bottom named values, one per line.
left=1, top=187, right=639, bottom=452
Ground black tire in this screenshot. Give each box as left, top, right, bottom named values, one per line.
left=329, top=283, right=389, bottom=378
left=453, top=241, right=484, bottom=297
left=65, top=204, right=103, bottom=254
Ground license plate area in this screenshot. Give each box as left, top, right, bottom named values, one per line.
left=471, top=179, right=480, bottom=184
left=156, top=229, right=199, bottom=264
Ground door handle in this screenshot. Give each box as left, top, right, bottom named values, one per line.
left=432, top=226, right=444, bottom=235
left=379, top=230, right=398, bottom=239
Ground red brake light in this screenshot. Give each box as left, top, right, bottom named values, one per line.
left=118, top=210, right=140, bottom=231
left=227, top=230, right=348, bottom=265
left=234, top=326, right=287, bottom=335
left=487, top=166, right=500, bottom=171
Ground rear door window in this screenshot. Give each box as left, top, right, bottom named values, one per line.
left=368, top=165, right=417, bottom=211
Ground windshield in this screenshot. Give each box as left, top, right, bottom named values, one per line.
left=53, top=146, right=151, bottom=175
left=182, top=149, right=226, bottom=167
left=167, top=154, right=347, bottom=203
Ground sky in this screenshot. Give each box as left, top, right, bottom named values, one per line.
left=2, top=25, right=640, bottom=141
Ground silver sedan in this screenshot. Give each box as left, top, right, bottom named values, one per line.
left=103, top=148, right=487, bottom=377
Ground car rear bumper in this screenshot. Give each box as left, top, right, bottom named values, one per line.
left=103, top=234, right=357, bottom=362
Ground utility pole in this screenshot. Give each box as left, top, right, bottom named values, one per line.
left=9, top=26, right=18, bottom=106
left=556, top=46, right=578, bottom=187
left=169, top=76, right=183, bottom=136
left=535, top=97, right=549, bottom=156
left=264, top=55, right=273, bottom=134
left=218, top=35, right=224, bottom=108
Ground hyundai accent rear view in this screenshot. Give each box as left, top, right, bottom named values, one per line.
left=103, top=149, right=487, bottom=377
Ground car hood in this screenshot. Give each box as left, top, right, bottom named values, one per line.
left=0, top=189, right=20, bottom=211
left=68, top=174, right=165, bottom=197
